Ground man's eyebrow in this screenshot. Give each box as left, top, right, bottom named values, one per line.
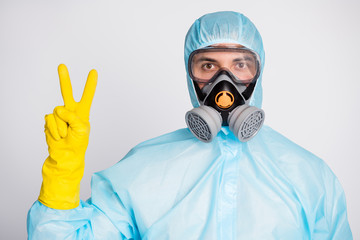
left=233, top=56, right=255, bottom=62
left=194, top=57, right=217, bottom=63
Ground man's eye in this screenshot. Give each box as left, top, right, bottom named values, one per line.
left=237, top=62, right=246, bottom=68
left=202, top=63, right=214, bottom=70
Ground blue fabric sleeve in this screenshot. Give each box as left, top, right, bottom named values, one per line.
left=27, top=200, right=132, bottom=240
left=28, top=200, right=95, bottom=239
left=312, top=165, right=353, bottom=239
left=27, top=171, right=139, bottom=240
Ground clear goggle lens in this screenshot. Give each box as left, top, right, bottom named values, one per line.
left=189, top=48, right=260, bottom=84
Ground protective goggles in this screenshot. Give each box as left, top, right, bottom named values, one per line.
left=188, top=47, right=261, bottom=85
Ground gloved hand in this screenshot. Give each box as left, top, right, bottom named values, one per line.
left=38, top=64, right=98, bottom=210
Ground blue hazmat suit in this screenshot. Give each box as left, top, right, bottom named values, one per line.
left=27, top=11, right=353, bottom=239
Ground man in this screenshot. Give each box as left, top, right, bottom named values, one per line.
left=27, top=11, right=352, bottom=239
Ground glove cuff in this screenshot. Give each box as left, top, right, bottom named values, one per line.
left=38, top=155, right=84, bottom=210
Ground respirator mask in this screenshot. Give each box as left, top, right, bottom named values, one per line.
left=185, top=47, right=265, bottom=142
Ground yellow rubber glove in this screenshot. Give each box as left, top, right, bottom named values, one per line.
left=38, top=64, right=98, bottom=210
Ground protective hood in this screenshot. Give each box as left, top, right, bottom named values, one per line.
left=184, top=11, right=265, bottom=109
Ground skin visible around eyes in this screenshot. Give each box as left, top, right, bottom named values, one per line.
left=192, top=51, right=257, bottom=89
left=191, top=43, right=253, bottom=89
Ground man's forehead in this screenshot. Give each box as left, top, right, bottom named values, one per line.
left=210, top=43, right=244, bottom=48
left=193, top=51, right=250, bottom=62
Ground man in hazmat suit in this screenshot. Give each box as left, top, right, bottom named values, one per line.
left=27, top=11, right=353, bottom=239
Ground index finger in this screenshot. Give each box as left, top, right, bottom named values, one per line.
left=58, top=64, right=76, bottom=110
left=78, top=69, right=98, bottom=117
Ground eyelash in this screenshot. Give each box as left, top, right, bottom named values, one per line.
left=236, top=62, right=245, bottom=68
left=202, top=63, right=216, bottom=70
left=201, top=62, right=248, bottom=69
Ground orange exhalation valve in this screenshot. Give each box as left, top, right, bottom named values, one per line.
left=215, top=91, right=234, bottom=109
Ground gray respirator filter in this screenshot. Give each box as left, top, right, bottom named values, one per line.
left=185, top=105, right=265, bottom=142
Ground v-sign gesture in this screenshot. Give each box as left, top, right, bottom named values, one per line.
left=39, top=64, right=98, bottom=210
left=59, top=63, right=97, bottom=121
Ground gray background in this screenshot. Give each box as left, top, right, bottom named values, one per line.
left=0, top=0, right=359, bottom=239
